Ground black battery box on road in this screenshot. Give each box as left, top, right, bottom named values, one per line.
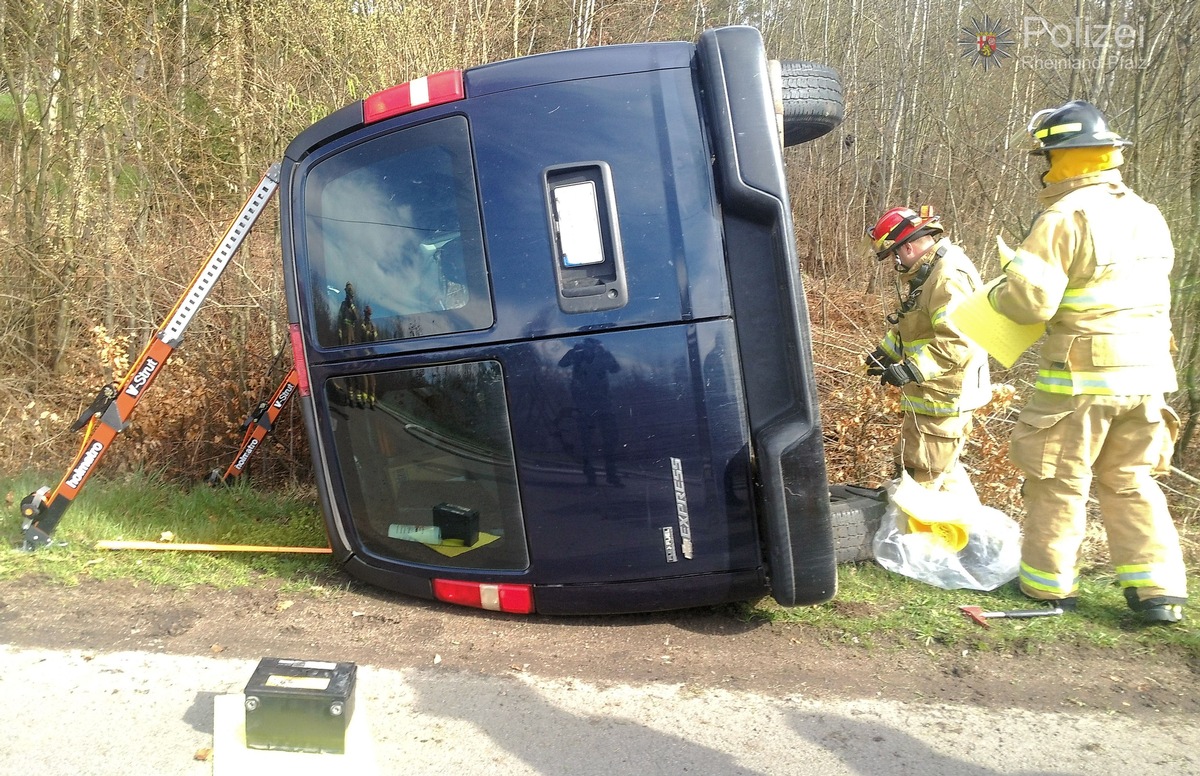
left=243, top=657, right=357, bottom=753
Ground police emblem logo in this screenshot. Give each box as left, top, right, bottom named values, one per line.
left=958, top=14, right=1015, bottom=70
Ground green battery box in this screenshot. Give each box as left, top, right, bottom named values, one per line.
left=243, top=657, right=357, bottom=754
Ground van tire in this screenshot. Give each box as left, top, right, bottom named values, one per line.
left=829, top=484, right=888, bottom=563
left=779, top=61, right=844, bottom=146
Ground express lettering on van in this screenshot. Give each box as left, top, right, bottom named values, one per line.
left=66, top=441, right=105, bottom=489
left=123, top=357, right=160, bottom=398
left=670, top=457, right=694, bottom=559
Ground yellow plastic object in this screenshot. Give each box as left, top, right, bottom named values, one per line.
left=213, top=693, right=378, bottom=775
left=427, top=531, right=501, bottom=558
left=949, top=245, right=1045, bottom=368
left=906, top=514, right=969, bottom=552
left=889, top=471, right=972, bottom=552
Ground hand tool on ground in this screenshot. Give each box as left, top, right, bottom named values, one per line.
left=958, top=604, right=1064, bottom=628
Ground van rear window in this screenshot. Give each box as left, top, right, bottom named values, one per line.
left=301, top=116, right=492, bottom=347
left=326, top=360, right=528, bottom=571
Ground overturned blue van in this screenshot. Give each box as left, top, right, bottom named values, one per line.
left=279, top=26, right=846, bottom=614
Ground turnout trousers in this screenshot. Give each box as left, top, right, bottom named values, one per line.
left=1009, top=391, right=1186, bottom=602
left=898, top=411, right=976, bottom=498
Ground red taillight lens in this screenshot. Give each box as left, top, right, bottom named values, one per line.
left=288, top=323, right=311, bottom=397
left=432, top=579, right=534, bottom=614
left=363, top=70, right=465, bottom=124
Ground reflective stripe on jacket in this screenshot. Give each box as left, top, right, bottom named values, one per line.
left=877, top=238, right=992, bottom=416
left=990, top=169, right=1177, bottom=396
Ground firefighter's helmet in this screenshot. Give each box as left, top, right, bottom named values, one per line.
left=1027, top=100, right=1131, bottom=155
left=868, top=206, right=942, bottom=260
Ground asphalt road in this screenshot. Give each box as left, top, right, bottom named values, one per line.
left=2, top=644, right=1196, bottom=775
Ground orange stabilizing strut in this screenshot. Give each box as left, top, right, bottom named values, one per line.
left=19, top=164, right=281, bottom=550
left=208, top=367, right=300, bottom=485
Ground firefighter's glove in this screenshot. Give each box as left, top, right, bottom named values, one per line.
left=987, top=277, right=1007, bottom=311
left=864, top=347, right=894, bottom=377
left=881, top=362, right=919, bottom=387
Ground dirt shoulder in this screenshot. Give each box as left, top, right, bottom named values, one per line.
left=0, top=573, right=1195, bottom=719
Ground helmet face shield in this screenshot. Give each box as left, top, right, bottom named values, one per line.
left=1026, top=107, right=1057, bottom=139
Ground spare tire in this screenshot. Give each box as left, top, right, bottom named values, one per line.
left=778, top=61, right=844, bottom=146
left=829, top=484, right=888, bottom=563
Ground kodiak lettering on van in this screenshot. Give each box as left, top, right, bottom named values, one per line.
left=662, top=526, right=679, bottom=563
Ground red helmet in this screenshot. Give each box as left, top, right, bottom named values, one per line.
left=868, top=206, right=942, bottom=259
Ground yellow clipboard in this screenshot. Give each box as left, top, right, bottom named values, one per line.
left=950, top=238, right=1045, bottom=368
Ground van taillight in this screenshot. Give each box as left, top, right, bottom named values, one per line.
left=432, top=579, right=534, bottom=614
left=363, top=70, right=465, bottom=124
left=288, top=323, right=311, bottom=397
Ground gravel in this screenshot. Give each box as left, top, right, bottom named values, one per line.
left=4, top=644, right=1197, bottom=775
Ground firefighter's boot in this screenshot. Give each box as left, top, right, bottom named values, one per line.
left=1124, top=588, right=1185, bottom=624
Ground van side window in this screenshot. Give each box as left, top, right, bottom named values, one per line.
left=301, top=116, right=492, bottom=347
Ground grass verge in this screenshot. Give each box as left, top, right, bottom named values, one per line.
left=0, top=472, right=333, bottom=590
left=744, top=561, right=1200, bottom=659
left=3, top=472, right=1197, bottom=660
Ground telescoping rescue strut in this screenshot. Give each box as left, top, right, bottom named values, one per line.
left=19, top=164, right=281, bottom=550
left=207, top=366, right=300, bottom=486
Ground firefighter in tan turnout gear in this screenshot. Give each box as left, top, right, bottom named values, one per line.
left=866, top=207, right=991, bottom=496
left=989, top=100, right=1186, bottom=623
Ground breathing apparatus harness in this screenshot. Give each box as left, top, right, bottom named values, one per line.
left=886, top=244, right=945, bottom=326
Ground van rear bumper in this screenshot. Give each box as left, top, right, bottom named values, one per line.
left=532, top=570, right=768, bottom=615
left=697, top=26, right=836, bottom=606
left=343, top=553, right=766, bottom=615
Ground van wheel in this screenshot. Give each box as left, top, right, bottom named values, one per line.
left=778, top=61, right=844, bottom=146
left=829, top=484, right=888, bottom=563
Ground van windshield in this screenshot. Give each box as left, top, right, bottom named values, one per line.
left=301, top=115, right=492, bottom=347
